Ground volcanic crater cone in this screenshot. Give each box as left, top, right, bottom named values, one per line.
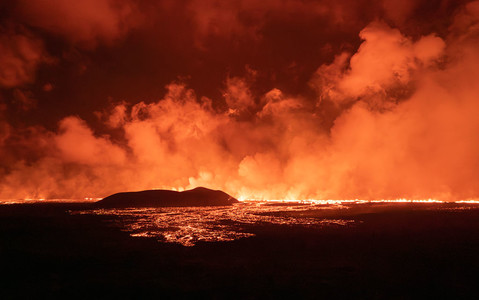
left=95, top=187, right=238, bottom=208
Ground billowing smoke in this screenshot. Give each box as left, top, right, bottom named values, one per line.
left=1, top=1, right=479, bottom=201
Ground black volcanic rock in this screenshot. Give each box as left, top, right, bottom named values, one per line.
left=95, top=187, right=238, bottom=208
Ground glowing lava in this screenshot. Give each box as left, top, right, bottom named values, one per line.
left=73, top=199, right=479, bottom=246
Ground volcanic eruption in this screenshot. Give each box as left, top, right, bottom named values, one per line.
left=3, top=1, right=479, bottom=299
left=1, top=0, right=479, bottom=202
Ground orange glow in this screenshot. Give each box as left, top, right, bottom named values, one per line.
left=239, top=198, right=449, bottom=204
left=76, top=200, right=479, bottom=246
left=1, top=1, right=479, bottom=202
left=78, top=203, right=356, bottom=246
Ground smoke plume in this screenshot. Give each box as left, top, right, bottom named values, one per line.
left=1, top=0, right=479, bottom=201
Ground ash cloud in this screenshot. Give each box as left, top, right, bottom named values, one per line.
left=0, top=0, right=479, bottom=201
left=14, top=0, right=139, bottom=47
left=0, top=29, right=48, bottom=88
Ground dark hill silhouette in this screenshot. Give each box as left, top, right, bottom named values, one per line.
left=95, top=187, right=238, bottom=208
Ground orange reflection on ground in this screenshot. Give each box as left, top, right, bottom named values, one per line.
left=82, top=202, right=354, bottom=246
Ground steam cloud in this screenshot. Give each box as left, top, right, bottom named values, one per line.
left=1, top=0, right=479, bottom=201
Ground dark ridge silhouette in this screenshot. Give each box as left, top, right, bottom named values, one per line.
left=95, top=187, right=238, bottom=208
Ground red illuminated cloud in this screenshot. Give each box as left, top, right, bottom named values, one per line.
left=1, top=0, right=479, bottom=201
left=55, top=116, right=126, bottom=165
left=0, top=30, right=48, bottom=88
left=312, top=22, right=445, bottom=107
left=16, top=0, right=138, bottom=47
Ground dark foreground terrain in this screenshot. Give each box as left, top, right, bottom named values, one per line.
left=1, top=203, right=479, bottom=299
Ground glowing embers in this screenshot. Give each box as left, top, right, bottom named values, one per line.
left=88, top=203, right=354, bottom=246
